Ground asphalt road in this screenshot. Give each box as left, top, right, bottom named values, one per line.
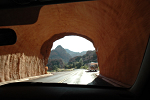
left=25, top=69, right=114, bottom=87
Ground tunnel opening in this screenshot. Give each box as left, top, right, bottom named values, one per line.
left=0, top=0, right=149, bottom=92
left=47, top=35, right=98, bottom=71
left=39, top=32, right=137, bottom=88
left=44, top=35, right=100, bottom=85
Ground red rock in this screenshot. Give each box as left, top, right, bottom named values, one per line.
left=45, top=66, right=48, bottom=74
left=0, top=0, right=150, bottom=85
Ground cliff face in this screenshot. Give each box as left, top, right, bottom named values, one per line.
left=0, top=0, right=150, bottom=85
left=49, top=45, right=72, bottom=63
left=0, top=53, right=45, bottom=82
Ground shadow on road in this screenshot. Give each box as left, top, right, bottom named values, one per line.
left=87, top=77, right=115, bottom=87
left=85, top=70, right=97, bottom=72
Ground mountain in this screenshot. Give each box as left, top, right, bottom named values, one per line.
left=47, top=59, right=64, bottom=71
left=49, top=45, right=72, bottom=63
left=47, top=45, right=97, bottom=70
left=65, top=49, right=87, bottom=58
left=68, top=50, right=97, bottom=65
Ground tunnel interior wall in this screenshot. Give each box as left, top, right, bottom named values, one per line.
left=0, top=53, right=45, bottom=82
left=0, top=0, right=150, bottom=85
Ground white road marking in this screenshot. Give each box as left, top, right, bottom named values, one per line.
left=58, top=71, right=78, bottom=83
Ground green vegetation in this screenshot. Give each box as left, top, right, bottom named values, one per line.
left=49, top=68, right=74, bottom=72
left=47, top=58, right=89, bottom=72
left=47, top=45, right=98, bottom=72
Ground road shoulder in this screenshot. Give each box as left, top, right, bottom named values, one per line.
left=0, top=73, right=53, bottom=86
left=96, top=73, right=131, bottom=88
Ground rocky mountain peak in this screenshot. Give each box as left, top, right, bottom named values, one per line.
left=49, top=45, right=71, bottom=63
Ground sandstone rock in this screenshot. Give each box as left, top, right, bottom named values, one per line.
left=0, top=0, right=150, bottom=85
left=0, top=53, right=45, bottom=82
left=45, top=66, right=48, bottom=74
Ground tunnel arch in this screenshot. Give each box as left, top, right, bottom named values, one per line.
left=0, top=0, right=149, bottom=86
left=40, top=32, right=99, bottom=67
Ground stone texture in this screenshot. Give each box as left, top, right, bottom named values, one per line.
left=0, top=0, right=150, bottom=85
left=45, top=66, right=48, bottom=74
left=0, top=53, right=45, bottom=82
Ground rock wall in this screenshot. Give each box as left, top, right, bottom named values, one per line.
left=0, top=0, right=150, bottom=85
left=0, top=53, right=45, bottom=82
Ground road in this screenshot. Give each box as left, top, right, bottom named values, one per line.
left=25, top=69, right=114, bottom=87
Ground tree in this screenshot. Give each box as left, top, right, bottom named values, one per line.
left=84, top=64, right=88, bottom=69
left=80, top=66, right=84, bottom=69
left=79, top=58, right=83, bottom=66
left=53, top=65, right=58, bottom=71
left=72, top=63, right=75, bottom=68
left=75, top=62, right=80, bottom=69
left=65, top=65, right=69, bottom=69
left=69, top=64, right=73, bottom=69
left=75, top=59, right=84, bottom=69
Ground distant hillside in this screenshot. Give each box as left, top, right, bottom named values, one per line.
left=49, top=45, right=72, bottom=63
left=47, top=59, right=64, bottom=71
left=68, top=50, right=97, bottom=65
left=47, top=46, right=97, bottom=71
left=65, top=49, right=87, bottom=58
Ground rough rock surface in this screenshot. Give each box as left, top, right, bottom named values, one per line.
left=0, top=53, right=45, bottom=82
left=0, top=0, right=150, bottom=85
left=49, top=45, right=72, bottom=63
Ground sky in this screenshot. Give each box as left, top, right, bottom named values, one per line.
left=51, top=36, right=95, bottom=52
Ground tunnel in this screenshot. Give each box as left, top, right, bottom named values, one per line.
left=0, top=0, right=150, bottom=86
left=40, top=33, right=96, bottom=67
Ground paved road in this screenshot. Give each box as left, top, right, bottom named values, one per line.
left=25, top=69, right=114, bottom=87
